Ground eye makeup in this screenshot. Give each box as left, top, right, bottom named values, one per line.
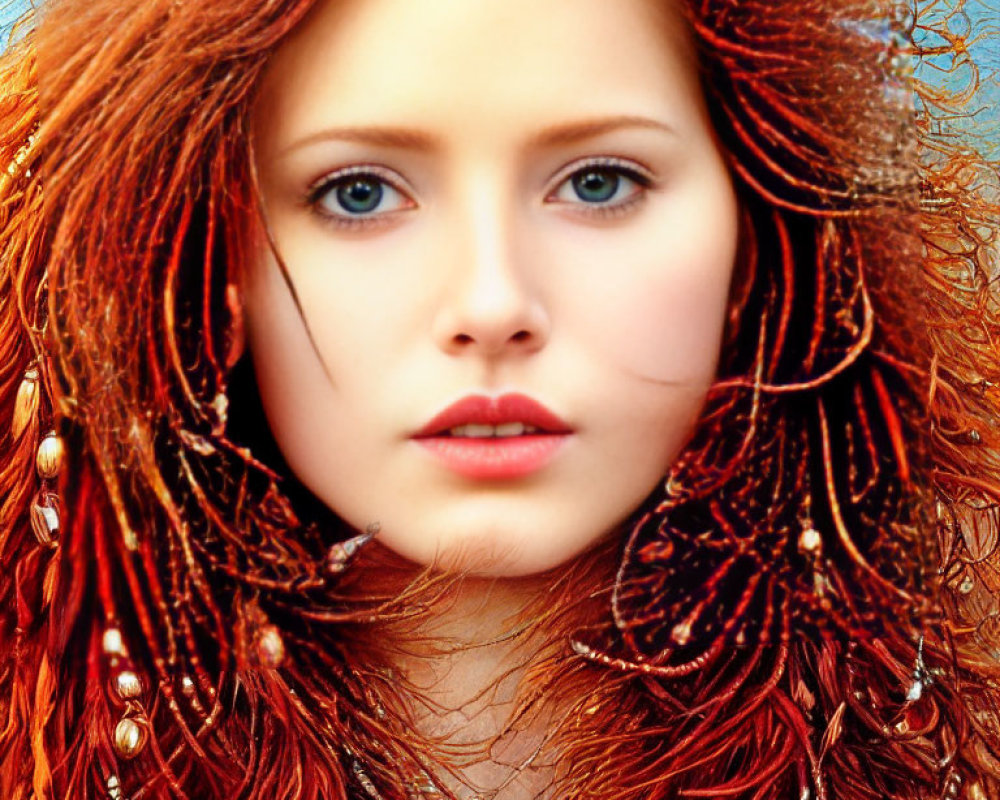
left=303, top=163, right=417, bottom=231
left=301, top=154, right=659, bottom=232
left=545, top=156, right=658, bottom=221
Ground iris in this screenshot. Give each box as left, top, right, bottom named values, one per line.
left=572, top=169, right=619, bottom=203
left=336, top=177, right=384, bottom=214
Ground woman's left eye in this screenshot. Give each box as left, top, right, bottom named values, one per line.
left=547, top=161, right=653, bottom=211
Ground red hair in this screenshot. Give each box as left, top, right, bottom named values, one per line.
left=1, top=0, right=998, bottom=798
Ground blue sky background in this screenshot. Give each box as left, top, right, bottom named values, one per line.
left=0, top=0, right=30, bottom=41
left=914, top=0, right=999, bottom=158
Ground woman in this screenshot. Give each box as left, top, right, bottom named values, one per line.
left=1, top=0, right=998, bottom=798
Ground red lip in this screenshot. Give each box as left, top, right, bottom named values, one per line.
left=411, top=393, right=573, bottom=480
left=413, top=393, right=572, bottom=438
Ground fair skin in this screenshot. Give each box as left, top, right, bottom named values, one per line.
left=245, top=0, right=738, bottom=794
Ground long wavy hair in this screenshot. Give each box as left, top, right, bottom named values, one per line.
left=1, top=0, right=998, bottom=798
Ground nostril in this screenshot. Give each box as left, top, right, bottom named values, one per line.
left=453, top=331, right=531, bottom=346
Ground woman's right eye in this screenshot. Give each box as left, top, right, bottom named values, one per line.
left=307, top=167, right=414, bottom=227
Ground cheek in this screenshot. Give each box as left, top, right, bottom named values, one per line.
left=584, top=267, right=732, bottom=384
left=241, top=257, right=358, bottom=485
left=554, top=214, right=739, bottom=387
left=242, top=258, right=316, bottom=411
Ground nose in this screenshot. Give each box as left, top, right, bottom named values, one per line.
left=431, top=188, right=549, bottom=358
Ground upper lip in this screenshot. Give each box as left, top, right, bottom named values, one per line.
left=413, top=393, right=573, bottom=437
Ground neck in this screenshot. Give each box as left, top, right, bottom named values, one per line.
left=393, top=573, right=552, bottom=718
left=342, top=539, right=619, bottom=797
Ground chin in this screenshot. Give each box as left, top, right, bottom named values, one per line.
left=380, top=525, right=613, bottom=579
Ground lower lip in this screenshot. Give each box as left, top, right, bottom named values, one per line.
left=413, top=434, right=570, bottom=480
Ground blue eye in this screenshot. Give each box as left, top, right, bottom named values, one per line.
left=572, top=169, right=623, bottom=203
left=549, top=160, right=653, bottom=211
left=309, top=167, right=412, bottom=223
left=336, top=176, right=384, bottom=214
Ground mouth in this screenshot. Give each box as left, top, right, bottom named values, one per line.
left=413, top=392, right=572, bottom=439
left=434, top=422, right=543, bottom=438
left=412, top=393, right=573, bottom=479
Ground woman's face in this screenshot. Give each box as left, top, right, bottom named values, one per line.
left=245, top=0, right=739, bottom=577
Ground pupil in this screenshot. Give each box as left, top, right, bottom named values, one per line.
left=337, top=178, right=383, bottom=214
left=573, top=170, right=619, bottom=203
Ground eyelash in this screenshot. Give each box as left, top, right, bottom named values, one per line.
left=305, top=157, right=656, bottom=230
left=546, top=157, right=655, bottom=220
left=305, top=165, right=414, bottom=232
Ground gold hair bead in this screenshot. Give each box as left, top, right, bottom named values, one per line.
left=256, top=625, right=285, bottom=669
left=12, top=367, right=39, bottom=439
left=798, top=526, right=822, bottom=554
left=114, top=671, right=143, bottom=701
left=4, top=132, right=36, bottom=182
left=113, top=716, right=148, bottom=759
left=670, top=620, right=692, bottom=646
left=29, top=494, right=60, bottom=547
left=102, top=627, right=126, bottom=657
left=36, top=432, right=65, bottom=480
left=326, top=527, right=377, bottom=575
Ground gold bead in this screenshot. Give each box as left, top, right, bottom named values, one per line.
left=36, top=432, right=65, bottom=480
left=114, top=670, right=143, bottom=700
left=671, top=620, right=692, bottom=646
left=256, top=625, right=285, bottom=669
left=326, top=528, right=376, bottom=575
left=798, top=526, right=822, bottom=554
left=29, top=495, right=60, bottom=547
left=113, top=716, right=148, bottom=759
left=12, top=368, right=39, bottom=439
left=102, top=627, right=126, bottom=657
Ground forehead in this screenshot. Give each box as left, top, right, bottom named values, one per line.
left=256, top=0, right=705, bottom=148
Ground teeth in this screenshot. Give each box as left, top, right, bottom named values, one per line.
left=464, top=424, right=496, bottom=438
left=447, top=423, right=539, bottom=438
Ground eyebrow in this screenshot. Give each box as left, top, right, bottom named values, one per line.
left=280, top=115, right=677, bottom=157
left=528, top=116, right=678, bottom=148
left=282, top=126, right=440, bottom=156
